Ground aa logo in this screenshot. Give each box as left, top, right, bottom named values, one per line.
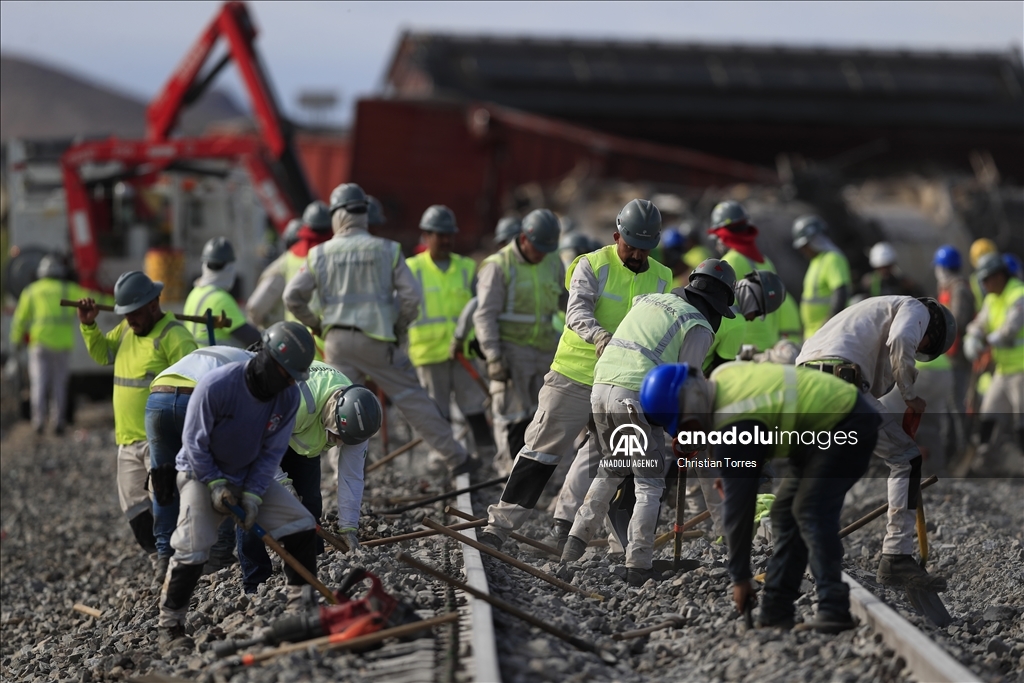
left=609, top=424, right=648, bottom=458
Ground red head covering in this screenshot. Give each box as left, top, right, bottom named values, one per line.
left=707, top=223, right=765, bottom=264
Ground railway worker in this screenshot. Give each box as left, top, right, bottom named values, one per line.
left=283, top=183, right=479, bottom=477
left=9, top=255, right=99, bottom=435
left=702, top=270, right=788, bottom=374
left=558, top=262, right=735, bottom=585
left=247, top=202, right=333, bottom=329
left=795, top=295, right=956, bottom=591
left=473, top=209, right=565, bottom=476
left=77, top=271, right=198, bottom=558
left=964, top=253, right=1024, bottom=465
left=968, top=238, right=998, bottom=308
left=158, top=322, right=317, bottom=643
left=478, top=198, right=673, bottom=552
left=792, top=215, right=852, bottom=337
left=238, top=359, right=382, bottom=593
left=640, top=361, right=881, bottom=633
left=146, top=345, right=252, bottom=584
left=183, top=238, right=261, bottom=348
left=405, top=206, right=494, bottom=462
left=933, top=245, right=975, bottom=410
left=860, top=242, right=922, bottom=298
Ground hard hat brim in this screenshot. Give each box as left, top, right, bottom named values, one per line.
left=620, top=233, right=660, bottom=251
left=113, top=281, right=164, bottom=315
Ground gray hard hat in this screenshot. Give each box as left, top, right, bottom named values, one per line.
left=261, top=321, right=316, bottom=382
left=741, top=270, right=787, bottom=317
left=916, top=298, right=958, bottom=362
left=559, top=232, right=592, bottom=255
left=420, top=205, right=458, bottom=234
left=616, top=199, right=662, bottom=250
left=494, top=216, right=522, bottom=244
left=329, top=183, right=368, bottom=214
left=792, top=215, right=828, bottom=249
left=113, top=271, right=163, bottom=315
left=687, top=259, right=737, bottom=318
left=975, top=252, right=1008, bottom=282
left=283, top=218, right=302, bottom=249
left=709, top=200, right=751, bottom=232
left=202, top=237, right=236, bottom=268
left=36, top=255, right=66, bottom=280
left=522, top=209, right=560, bottom=253
left=328, top=384, right=383, bottom=445
left=302, top=200, right=332, bottom=232
left=367, top=196, right=385, bottom=226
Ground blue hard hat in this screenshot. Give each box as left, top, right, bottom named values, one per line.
left=932, top=245, right=961, bottom=271
left=661, top=227, right=685, bottom=250
left=1003, top=253, right=1022, bottom=278
left=639, top=363, right=690, bottom=436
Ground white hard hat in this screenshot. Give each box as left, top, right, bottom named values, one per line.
left=869, top=242, right=897, bottom=269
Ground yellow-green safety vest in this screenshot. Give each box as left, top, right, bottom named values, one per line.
left=721, top=250, right=781, bottom=353
left=550, top=245, right=671, bottom=386
left=481, top=242, right=563, bottom=352
left=291, top=361, right=353, bottom=456
left=594, top=293, right=711, bottom=391
left=406, top=253, right=476, bottom=366
left=81, top=312, right=197, bottom=444
left=683, top=245, right=712, bottom=270
left=984, top=277, right=1024, bottom=375
left=703, top=309, right=744, bottom=373
left=801, top=250, right=851, bottom=337
left=710, top=362, right=858, bottom=459
left=10, top=278, right=97, bottom=351
left=183, top=284, right=246, bottom=346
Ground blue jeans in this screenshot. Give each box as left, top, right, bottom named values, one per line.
left=237, top=448, right=323, bottom=592
left=145, top=390, right=191, bottom=558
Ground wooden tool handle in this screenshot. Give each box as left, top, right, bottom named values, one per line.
left=60, top=299, right=233, bottom=328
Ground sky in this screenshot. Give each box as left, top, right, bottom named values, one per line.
left=2, top=1, right=1022, bottom=125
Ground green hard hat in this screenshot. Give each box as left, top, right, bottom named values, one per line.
left=709, top=200, right=750, bottom=232
left=420, top=205, right=458, bottom=234
left=975, top=252, right=1008, bottom=281
left=329, top=384, right=383, bottom=445
left=494, top=216, right=522, bottom=244
left=615, top=199, right=661, bottom=250
left=687, top=259, right=737, bottom=318
left=202, top=237, right=236, bottom=268
left=916, top=298, right=958, bottom=362
left=743, top=270, right=786, bottom=317
left=522, top=209, right=560, bottom=253
left=329, top=183, right=368, bottom=214
left=302, top=201, right=332, bottom=232
left=261, top=321, right=316, bottom=382
left=113, top=271, right=163, bottom=315
left=792, top=215, right=828, bottom=249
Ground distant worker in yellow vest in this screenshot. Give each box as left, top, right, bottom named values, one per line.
left=475, top=209, right=565, bottom=475
left=246, top=202, right=333, bottom=328
left=406, top=205, right=495, bottom=461
left=968, top=238, right=998, bottom=309
left=283, top=183, right=479, bottom=476
left=792, top=214, right=851, bottom=337
left=964, top=253, right=1024, bottom=468
left=76, top=271, right=197, bottom=559
left=9, top=255, right=103, bottom=435
left=478, top=198, right=672, bottom=552
left=183, top=238, right=260, bottom=347
left=859, top=242, right=922, bottom=298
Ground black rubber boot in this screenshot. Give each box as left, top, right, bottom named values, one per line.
left=876, top=554, right=948, bottom=591
left=280, top=529, right=318, bottom=586
left=128, top=510, right=158, bottom=554
left=560, top=535, right=587, bottom=563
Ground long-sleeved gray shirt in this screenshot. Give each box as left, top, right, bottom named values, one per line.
left=796, top=295, right=929, bottom=401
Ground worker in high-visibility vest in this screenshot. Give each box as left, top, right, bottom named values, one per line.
left=238, top=359, right=382, bottom=593
left=477, top=198, right=675, bottom=552
left=968, top=238, right=998, bottom=309
left=792, top=214, right=852, bottom=337
left=859, top=242, right=922, bottom=298
left=284, top=183, right=478, bottom=476
left=964, top=253, right=1024, bottom=469
left=474, top=209, right=565, bottom=476
left=183, top=238, right=260, bottom=348
left=406, top=205, right=494, bottom=462
left=9, top=255, right=105, bottom=435
left=77, top=271, right=197, bottom=560
left=796, top=296, right=957, bottom=591
left=932, top=245, right=975, bottom=412
left=640, top=362, right=881, bottom=633
left=246, top=202, right=333, bottom=329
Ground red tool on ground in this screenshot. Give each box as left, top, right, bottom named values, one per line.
left=214, top=568, right=423, bottom=658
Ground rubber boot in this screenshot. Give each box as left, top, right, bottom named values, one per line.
left=128, top=510, right=157, bottom=554
left=159, top=562, right=203, bottom=645
left=626, top=567, right=660, bottom=587
left=560, top=536, right=587, bottom=563
left=280, top=529, right=318, bottom=587
left=525, top=518, right=571, bottom=558
left=876, top=554, right=948, bottom=591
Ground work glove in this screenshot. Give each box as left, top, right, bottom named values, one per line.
left=963, top=334, right=985, bottom=361
left=487, top=358, right=509, bottom=383
left=986, top=331, right=1005, bottom=347
left=241, top=492, right=262, bottom=531
left=594, top=330, right=613, bottom=358
left=449, top=337, right=464, bottom=361
left=208, top=479, right=236, bottom=514
left=280, top=477, right=300, bottom=500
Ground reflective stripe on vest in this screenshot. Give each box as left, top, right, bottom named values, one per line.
left=406, top=253, right=475, bottom=366
left=550, top=246, right=671, bottom=386
left=594, top=293, right=712, bottom=391
left=482, top=242, right=563, bottom=351
left=291, top=361, right=352, bottom=456
left=987, top=278, right=1024, bottom=374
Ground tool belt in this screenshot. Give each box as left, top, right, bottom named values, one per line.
left=150, top=385, right=195, bottom=395
left=801, top=360, right=864, bottom=389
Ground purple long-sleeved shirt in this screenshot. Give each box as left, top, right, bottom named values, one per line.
left=176, top=361, right=299, bottom=496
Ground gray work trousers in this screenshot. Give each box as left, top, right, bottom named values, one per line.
left=324, top=328, right=468, bottom=468
left=874, top=390, right=925, bottom=556
left=28, top=346, right=70, bottom=431
left=490, top=341, right=555, bottom=475
left=415, top=359, right=487, bottom=421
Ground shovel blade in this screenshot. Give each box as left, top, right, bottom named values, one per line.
left=905, top=586, right=953, bottom=627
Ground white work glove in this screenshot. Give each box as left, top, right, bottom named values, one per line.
left=963, top=334, right=985, bottom=361
left=986, top=331, right=1005, bottom=347
left=241, top=492, right=262, bottom=531
left=208, top=479, right=237, bottom=514
left=594, top=330, right=613, bottom=358
left=487, top=358, right=509, bottom=383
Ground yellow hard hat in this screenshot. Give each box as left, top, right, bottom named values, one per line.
left=970, top=238, right=997, bottom=268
